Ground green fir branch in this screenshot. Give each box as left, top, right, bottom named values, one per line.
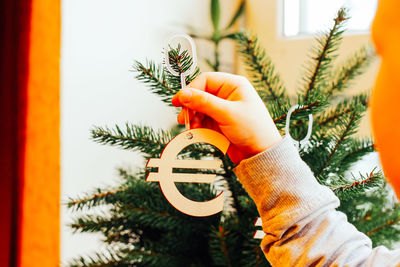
left=337, top=138, right=375, bottom=175
left=91, top=123, right=220, bottom=159
left=366, top=214, right=400, bottom=237
left=133, top=45, right=200, bottom=104
left=165, top=44, right=200, bottom=88
left=68, top=250, right=123, bottom=267
left=67, top=170, right=159, bottom=212
left=117, top=203, right=214, bottom=234
left=220, top=156, right=247, bottom=217
left=316, top=93, right=368, bottom=129
left=273, top=101, right=321, bottom=122
left=326, top=46, right=373, bottom=96
left=69, top=206, right=207, bottom=240
left=68, top=247, right=187, bottom=267
left=330, top=168, right=384, bottom=197
left=209, top=224, right=236, bottom=267
left=91, top=123, right=171, bottom=158
left=67, top=188, right=122, bottom=211
left=362, top=204, right=400, bottom=248
left=133, top=60, right=175, bottom=104
left=315, top=109, right=363, bottom=178
left=69, top=214, right=125, bottom=234
left=234, top=31, right=290, bottom=113
left=121, top=247, right=193, bottom=267
left=302, top=8, right=347, bottom=102
left=218, top=226, right=233, bottom=267
left=273, top=100, right=326, bottom=131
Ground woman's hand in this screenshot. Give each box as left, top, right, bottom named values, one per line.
left=172, top=72, right=282, bottom=164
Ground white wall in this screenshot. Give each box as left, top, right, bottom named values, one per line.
left=60, top=0, right=237, bottom=263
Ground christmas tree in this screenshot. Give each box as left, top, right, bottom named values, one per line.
left=67, top=7, right=400, bottom=267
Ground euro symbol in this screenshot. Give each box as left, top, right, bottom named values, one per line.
left=146, top=128, right=230, bottom=217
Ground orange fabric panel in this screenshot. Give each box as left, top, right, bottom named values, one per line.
left=370, top=0, right=400, bottom=197
left=19, top=0, right=60, bottom=265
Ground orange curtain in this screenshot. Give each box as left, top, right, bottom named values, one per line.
left=20, top=0, right=61, bottom=266
left=0, top=0, right=60, bottom=266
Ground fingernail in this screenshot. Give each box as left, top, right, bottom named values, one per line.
left=180, top=88, right=192, bottom=103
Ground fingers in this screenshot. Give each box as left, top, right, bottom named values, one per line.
left=191, top=114, right=203, bottom=129
left=176, top=87, right=232, bottom=124
left=172, top=72, right=254, bottom=110
left=177, top=109, right=201, bottom=125
left=188, top=72, right=249, bottom=100
left=227, top=144, right=246, bottom=165
left=172, top=92, right=183, bottom=107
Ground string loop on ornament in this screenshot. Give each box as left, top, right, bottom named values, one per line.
left=164, top=34, right=197, bottom=77
left=285, top=104, right=313, bottom=149
left=164, top=34, right=198, bottom=132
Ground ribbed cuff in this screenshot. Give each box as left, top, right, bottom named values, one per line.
left=234, top=136, right=338, bottom=221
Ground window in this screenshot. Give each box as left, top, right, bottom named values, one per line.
left=283, top=0, right=378, bottom=37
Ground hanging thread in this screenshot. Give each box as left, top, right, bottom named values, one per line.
left=164, top=34, right=198, bottom=131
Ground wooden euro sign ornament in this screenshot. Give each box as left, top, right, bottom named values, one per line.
left=146, top=129, right=229, bottom=217
left=146, top=34, right=230, bottom=217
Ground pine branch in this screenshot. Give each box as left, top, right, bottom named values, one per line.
left=69, top=206, right=204, bottom=238
left=133, top=45, right=200, bottom=104
left=234, top=31, right=290, bottom=113
left=67, top=170, right=158, bottom=212
left=118, top=203, right=215, bottom=234
left=218, top=226, right=233, bottom=267
left=342, top=141, right=374, bottom=162
left=133, top=60, right=175, bottom=104
left=67, top=188, right=122, bottom=211
left=349, top=192, right=400, bottom=249
left=68, top=247, right=186, bottom=267
left=330, top=168, right=384, bottom=197
left=91, top=123, right=220, bottom=159
left=165, top=44, right=200, bottom=88
left=240, top=229, right=269, bottom=267
left=339, top=183, right=390, bottom=220
left=91, top=123, right=171, bottom=158
left=315, top=109, right=362, bottom=178
left=337, top=138, right=375, bottom=175
left=209, top=224, right=236, bottom=267
left=325, top=46, right=373, bottom=96
left=69, top=214, right=124, bottom=234
left=68, top=251, right=123, bottom=267
left=122, top=247, right=192, bottom=267
left=273, top=100, right=322, bottom=127
left=316, top=93, right=368, bottom=129
left=302, top=8, right=347, bottom=102
left=366, top=211, right=400, bottom=237
left=221, top=156, right=247, bottom=217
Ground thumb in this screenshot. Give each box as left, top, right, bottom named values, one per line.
left=179, top=87, right=231, bottom=124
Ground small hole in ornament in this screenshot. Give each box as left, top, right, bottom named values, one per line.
left=186, top=132, right=193, bottom=140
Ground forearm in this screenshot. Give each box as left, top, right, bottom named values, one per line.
left=234, top=137, right=400, bottom=266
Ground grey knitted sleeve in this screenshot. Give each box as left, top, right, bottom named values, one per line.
left=234, top=136, right=400, bottom=267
